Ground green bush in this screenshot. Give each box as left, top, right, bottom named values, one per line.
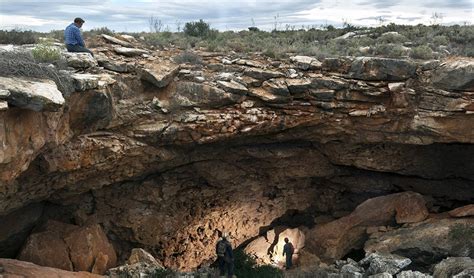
left=0, top=29, right=38, bottom=45
left=32, top=43, right=62, bottom=63
left=173, top=51, right=203, bottom=65
left=234, top=249, right=283, bottom=278
left=410, top=45, right=434, bottom=60
left=184, top=19, right=212, bottom=37
left=375, top=44, right=407, bottom=58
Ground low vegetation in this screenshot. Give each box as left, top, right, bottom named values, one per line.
left=233, top=249, right=283, bottom=278
left=0, top=51, right=73, bottom=93
left=0, top=22, right=472, bottom=61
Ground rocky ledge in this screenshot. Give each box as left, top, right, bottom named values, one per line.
left=0, top=34, right=472, bottom=277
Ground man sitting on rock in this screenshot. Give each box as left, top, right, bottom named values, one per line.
left=64, top=17, right=93, bottom=56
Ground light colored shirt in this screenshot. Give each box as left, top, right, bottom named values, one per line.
left=64, top=23, right=84, bottom=46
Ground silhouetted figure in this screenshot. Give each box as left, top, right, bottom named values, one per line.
left=216, top=233, right=234, bottom=278
left=282, top=237, right=294, bottom=269
left=64, top=17, right=93, bottom=56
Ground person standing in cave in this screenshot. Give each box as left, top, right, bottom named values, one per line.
left=216, top=232, right=234, bottom=278
left=282, top=237, right=294, bottom=270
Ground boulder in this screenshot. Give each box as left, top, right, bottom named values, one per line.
left=127, top=248, right=162, bottom=267
left=433, top=257, right=474, bottom=278
left=396, top=270, right=432, bottom=278
left=217, top=80, right=248, bottom=95
left=360, top=252, right=411, bottom=275
left=448, top=204, right=474, bottom=218
left=0, top=258, right=102, bottom=278
left=243, top=68, right=284, bottom=80
left=139, top=61, right=179, bottom=88
left=430, top=58, right=474, bottom=91
left=349, top=57, right=417, bottom=81
left=70, top=73, right=115, bottom=91
left=101, top=34, right=133, bottom=47
left=290, top=55, right=322, bottom=70
left=114, top=47, right=149, bottom=56
left=365, top=218, right=474, bottom=267
left=0, top=76, right=65, bottom=112
left=17, top=220, right=117, bottom=275
left=306, top=192, right=428, bottom=261
left=63, top=52, right=98, bottom=69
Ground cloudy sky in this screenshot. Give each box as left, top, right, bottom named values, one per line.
left=0, top=0, right=472, bottom=32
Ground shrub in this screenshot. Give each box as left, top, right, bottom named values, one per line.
left=0, top=29, right=38, bottom=45
left=410, top=45, right=434, bottom=60
left=32, top=43, right=62, bottom=63
left=184, top=19, right=212, bottom=37
left=375, top=44, right=407, bottom=58
left=0, top=51, right=73, bottom=94
left=234, top=249, right=283, bottom=278
left=172, top=51, right=203, bottom=65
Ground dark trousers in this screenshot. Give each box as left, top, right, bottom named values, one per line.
left=66, top=44, right=93, bottom=56
left=218, top=257, right=234, bottom=277
left=285, top=254, right=293, bottom=269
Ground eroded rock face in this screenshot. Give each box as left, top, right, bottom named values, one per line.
left=0, top=40, right=473, bottom=273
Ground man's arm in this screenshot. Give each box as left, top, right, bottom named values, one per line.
left=74, top=28, right=85, bottom=47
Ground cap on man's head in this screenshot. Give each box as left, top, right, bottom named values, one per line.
left=74, top=17, right=85, bottom=23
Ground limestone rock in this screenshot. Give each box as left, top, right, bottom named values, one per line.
left=349, top=57, right=416, bottom=81
left=139, top=61, right=179, bottom=88
left=262, top=78, right=290, bottom=96
left=306, top=192, right=428, bottom=261
left=127, top=248, right=162, bottom=267
left=108, top=262, right=164, bottom=278
left=0, top=76, right=64, bottom=111
left=96, top=53, right=133, bottom=73
left=166, top=81, right=241, bottom=109
left=360, top=252, right=411, bottom=275
left=290, top=55, right=322, bottom=70
left=433, top=257, right=474, bottom=278
left=102, top=34, right=133, bottom=47
left=365, top=218, right=474, bottom=266
left=286, top=78, right=312, bottom=94
left=249, top=88, right=289, bottom=103
left=17, top=220, right=116, bottom=275
left=63, top=52, right=98, bottom=69
left=369, top=273, right=393, bottom=278
left=114, top=47, right=149, bottom=56
left=0, top=258, right=102, bottom=278
left=243, top=67, right=284, bottom=80
left=431, top=58, right=474, bottom=91
left=449, top=204, right=474, bottom=218
left=396, top=270, right=432, bottom=278
left=322, top=57, right=352, bottom=73
left=217, top=80, right=248, bottom=95
left=0, top=100, right=8, bottom=110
